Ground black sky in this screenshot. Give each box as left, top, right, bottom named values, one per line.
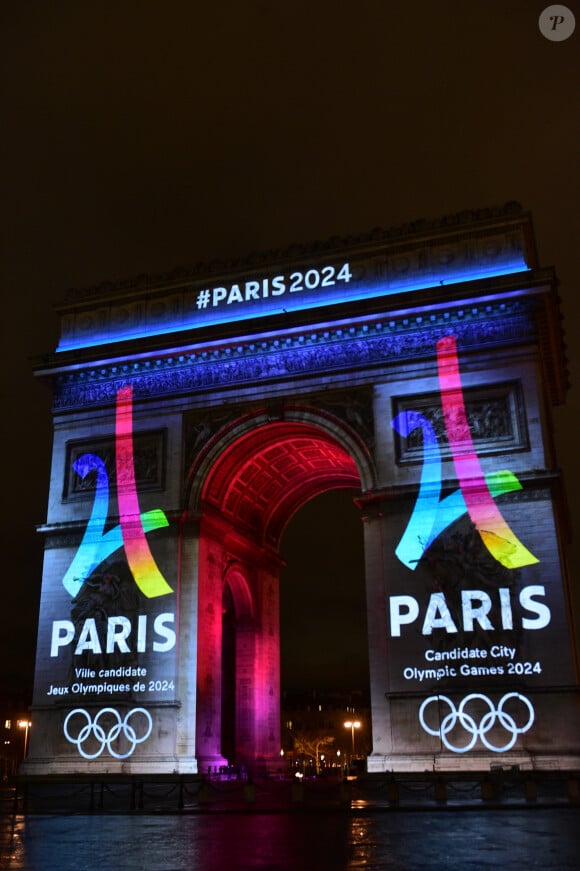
left=280, top=490, right=368, bottom=694
left=1, top=1, right=579, bottom=699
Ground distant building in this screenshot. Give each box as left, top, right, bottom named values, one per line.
left=0, top=685, right=31, bottom=778
left=281, top=689, right=370, bottom=774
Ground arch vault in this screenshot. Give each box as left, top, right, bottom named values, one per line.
left=189, top=415, right=367, bottom=772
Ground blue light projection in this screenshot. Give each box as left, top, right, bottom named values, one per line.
left=392, top=335, right=538, bottom=571
left=56, top=257, right=530, bottom=352
left=62, top=386, right=172, bottom=599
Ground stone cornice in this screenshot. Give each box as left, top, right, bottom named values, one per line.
left=51, top=204, right=536, bottom=355
left=61, top=202, right=530, bottom=305
left=356, top=471, right=559, bottom=518
left=50, top=298, right=535, bottom=411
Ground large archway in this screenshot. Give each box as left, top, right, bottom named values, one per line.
left=192, top=415, right=369, bottom=771
left=28, top=208, right=579, bottom=776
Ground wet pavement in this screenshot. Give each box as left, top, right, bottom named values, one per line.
left=1, top=806, right=579, bottom=870
left=1, top=774, right=579, bottom=869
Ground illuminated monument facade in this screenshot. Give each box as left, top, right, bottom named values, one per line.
left=27, top=204, right=580, bottom=774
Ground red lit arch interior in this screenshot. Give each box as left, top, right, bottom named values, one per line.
left=200, top=421, right=362, bottom=548
left=195, top=419, right=363, bottom=769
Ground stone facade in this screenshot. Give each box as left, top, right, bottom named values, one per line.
left=25, top=205, right=579, bottom=774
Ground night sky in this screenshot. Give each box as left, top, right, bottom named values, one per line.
left=2, top=2, right=579, bottom=702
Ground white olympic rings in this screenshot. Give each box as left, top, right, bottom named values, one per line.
left=63, top=707, right=153, bottom=759
left=419, top=692, right=534, bottom=753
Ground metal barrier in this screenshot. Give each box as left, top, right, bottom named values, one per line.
left=2, top=770, right=578, bottom=815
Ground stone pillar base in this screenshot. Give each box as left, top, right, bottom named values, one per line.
left=366, top=751, right=580, bottom=774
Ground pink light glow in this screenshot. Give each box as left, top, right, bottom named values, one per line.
left=437, top=336, right=538, bottom=568
left=115, top=385, right=174, bottom=597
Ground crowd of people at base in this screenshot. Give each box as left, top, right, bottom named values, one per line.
left=205, top=761, right=360, bottom=782
left=206, top=764, right=249, bottom=780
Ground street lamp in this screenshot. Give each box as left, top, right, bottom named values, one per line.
left=344, top=720, right=361, bottom=763
left=18, top=720, right=31, bottom=759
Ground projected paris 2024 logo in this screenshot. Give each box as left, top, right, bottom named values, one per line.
left=58, top=335, right=545, bottom=758
left=392, top=336, right=546, bottom=753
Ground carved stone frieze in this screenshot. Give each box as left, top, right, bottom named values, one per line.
left=184, top=386, right=375, bottom=467
left=303, top=387, right=375, bottom=451
left=64, top=430, right=166, bottom=498
left=52, top=301, right=535, bottom=411
left=394, top=382, right=528, bottom=462
left=184, top=405, right=247, bottom=468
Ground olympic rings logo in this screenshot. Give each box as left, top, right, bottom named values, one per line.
left=419, top=692, right=534, bottom=753
left=63, top=707, right=153, bottom=759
